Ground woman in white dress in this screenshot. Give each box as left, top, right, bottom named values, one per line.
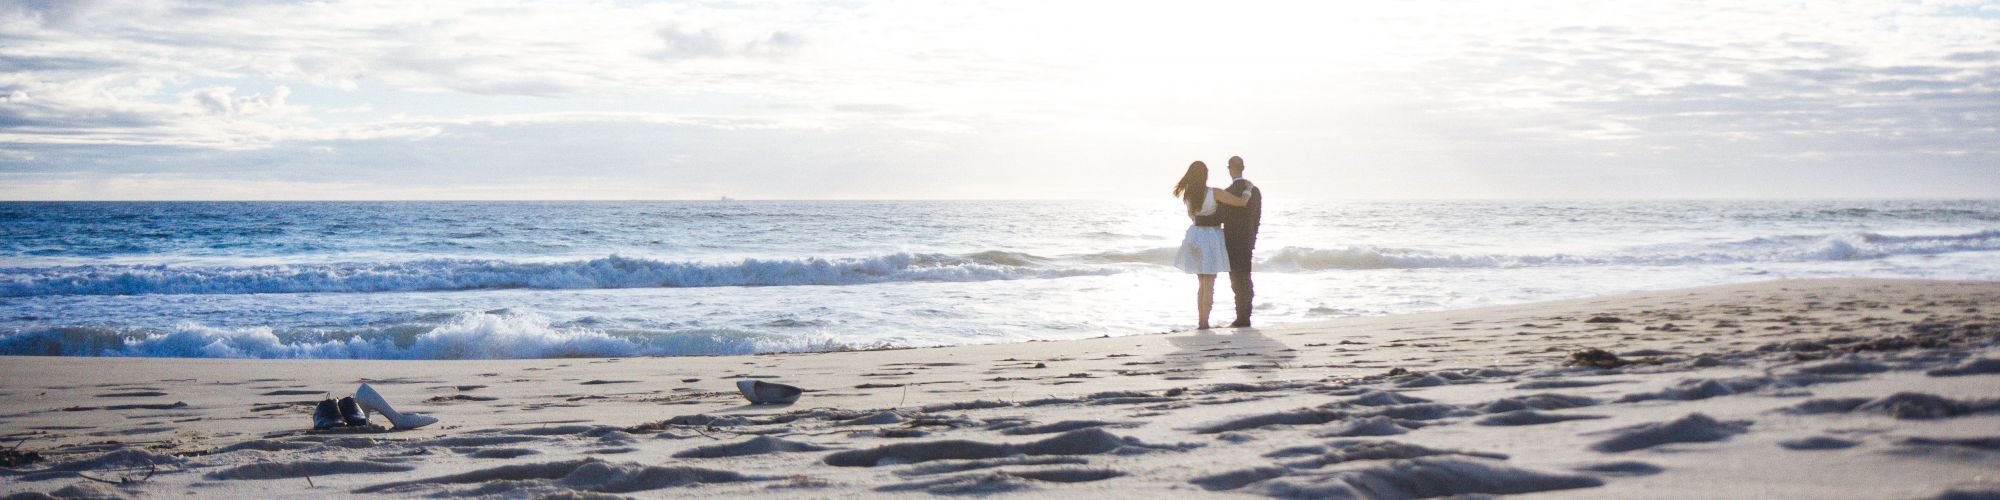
left=1171, top=161, right=1254, bottom=329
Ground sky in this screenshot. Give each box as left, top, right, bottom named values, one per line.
left=1, top=0, right=1997, bottom=200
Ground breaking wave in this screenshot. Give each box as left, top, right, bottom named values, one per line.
left=1256, top=230, right=2000, bottom=271
left=3, top=230, right=1995, bottom=298
left=0, top=252, right=1112, bottom=298
left=0, top=312, right=853, bottom=359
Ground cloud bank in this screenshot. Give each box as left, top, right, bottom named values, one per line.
left=0, top=0, right=1995, bottom=199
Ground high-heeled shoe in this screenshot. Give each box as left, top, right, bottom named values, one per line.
left=353, top=383, right=439, bottom=430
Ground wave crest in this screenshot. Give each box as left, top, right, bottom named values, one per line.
left=0, top=252, right=1108, bottom=297
left=1259, top=229, right=2000, bottom=271
left=0, top=313, right=849, bottom=359
left=2, top=230, right=1993, bottom=298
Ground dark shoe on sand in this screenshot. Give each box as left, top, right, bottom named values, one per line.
left=337, top=396, right=370, bottom=427
left=736, top=380, right=803, bottom=405
left=1229, top=320, right=1251, bottom=328
left=313, top=399, right=344, bottom=430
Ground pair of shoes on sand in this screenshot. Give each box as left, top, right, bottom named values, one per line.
left=312, top=383, right=440, bottom=430
left=312, top=396, right=372, bottom=429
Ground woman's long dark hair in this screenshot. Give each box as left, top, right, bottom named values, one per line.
left=1171, top=161, right=1208, bottom=217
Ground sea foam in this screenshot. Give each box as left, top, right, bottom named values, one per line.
left=5, top=230, right=1996, bottom=297
left=0, top=313, right=842, bottom=359
left=0, top=252, right=1111, bottom=298
left=1256, top=230, right=2000, bottom=271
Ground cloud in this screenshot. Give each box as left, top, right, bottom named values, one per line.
left=0, top=54, right=115, bottom=72
left=653, top=25, right=732, bottom=59
left=0, top=0, right=1996, bottom=199
left=2, top=0, right=109, bottom=29
left=0, top=70, right=435, bottom=150
left=1946, top=51, right=2000, bottom=62
left=183, top=85, right=293, bottom=116
left=1389, top=1, right=2000, bottom=165
left=751, top=31, right=805, bottom=57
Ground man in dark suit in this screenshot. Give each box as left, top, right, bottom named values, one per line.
left=1221, top=156, right=1261, bottom=327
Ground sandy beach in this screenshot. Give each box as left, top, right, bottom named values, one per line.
left=3, top=278, right=1998, bottom=498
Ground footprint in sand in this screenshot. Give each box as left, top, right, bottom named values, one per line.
left=823, top=428, right=1186, bottom=467
left=997, top=420, right=1127, bottom=436
left=355, top=459, right=761, bottom=495
left=467, top=448, right=541, bottom=459
left=1477, top=411, right=1610, bottom=426
left=1574, top=461, right=1664, bottom=476
left=1782, top=393, right=2000, bottom=420
left=426, top=394, right=500, bottom=402
left=875, top=467, right=1125, bottom=494
left=1779, top=436, right=1859, bottom=450
left=258, top=389, right=323, bottom=396
left=205, top=460, right=415, bottom=480
left=93, top=391, right=168, bottom=398
left=671, top=436, right=831, bottom=458
left=1589, top=413, right=1749, bottom=453
left=1194, top=440, right=1598, bottom=497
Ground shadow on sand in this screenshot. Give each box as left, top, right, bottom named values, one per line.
left=1160, top=327, right=1298, bottom=380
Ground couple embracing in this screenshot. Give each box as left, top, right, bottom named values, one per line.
left=1170, top=156, right=1261, bottom=330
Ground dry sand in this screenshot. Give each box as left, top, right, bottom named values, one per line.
left=3, top=278, right=1998, bottom=498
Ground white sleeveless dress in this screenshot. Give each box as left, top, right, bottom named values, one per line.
left=1174, top=190, right=1231, bottom=274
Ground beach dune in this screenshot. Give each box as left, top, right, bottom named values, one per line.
left=3, top=279, right=1998, bottom=498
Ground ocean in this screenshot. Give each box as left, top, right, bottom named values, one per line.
left=2, top=199, right=1996, bottom=359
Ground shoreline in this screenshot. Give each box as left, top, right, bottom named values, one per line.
left=3, top=278, right=1998, bottom=498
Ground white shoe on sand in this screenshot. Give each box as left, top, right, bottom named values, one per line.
left=736, top=380, right=803, bottom=405
left=354, top=383, right=440, bottom=430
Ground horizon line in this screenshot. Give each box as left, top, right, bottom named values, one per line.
left=3, top=196, right=1998, bottom=203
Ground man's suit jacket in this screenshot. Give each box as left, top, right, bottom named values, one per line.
left=1224, top=178, right=1261, bottom=249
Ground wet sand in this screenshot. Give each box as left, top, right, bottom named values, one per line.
left=3, top=279, right=1997, bottom=498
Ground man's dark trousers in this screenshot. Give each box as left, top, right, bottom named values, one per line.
left=1226, top=236, right=1253, bottom=324
left=1224, top=179, right=1260, bottom=326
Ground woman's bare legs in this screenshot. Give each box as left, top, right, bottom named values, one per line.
left=1196, top=274, right=1216, bottom=329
